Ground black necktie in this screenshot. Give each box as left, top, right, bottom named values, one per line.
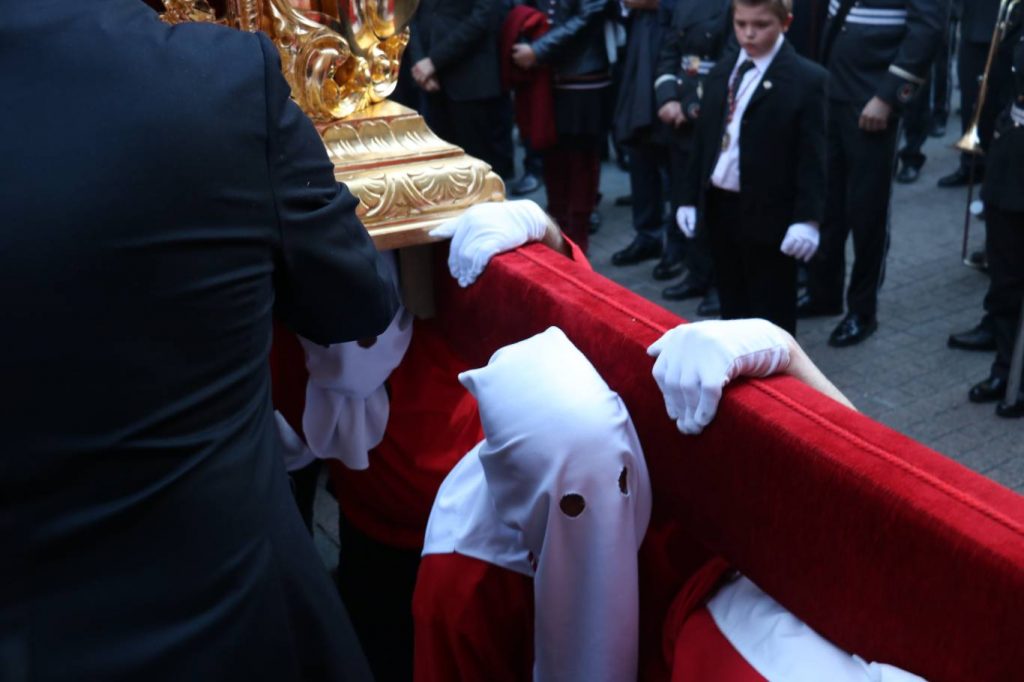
left=726, top=59, right=756, bottom=126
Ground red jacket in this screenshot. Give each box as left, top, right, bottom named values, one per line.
left=500, top=5, right=558, bottom=151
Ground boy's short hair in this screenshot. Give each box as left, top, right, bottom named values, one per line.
left=733, top=0, right=793, bottom=22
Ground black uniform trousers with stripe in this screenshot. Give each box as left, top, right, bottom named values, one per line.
left=809, top=100, right=901, bottom=319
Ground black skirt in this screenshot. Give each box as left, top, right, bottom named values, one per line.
left=553, top=83, right=612, bottom=143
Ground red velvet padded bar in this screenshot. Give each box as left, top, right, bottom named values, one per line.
left=433, top=242, right=1024, bottom=682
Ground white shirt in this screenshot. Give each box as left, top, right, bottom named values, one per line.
left=711, top=34, right=786, bottom=192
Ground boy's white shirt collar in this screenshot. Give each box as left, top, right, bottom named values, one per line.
left=739, top=33, right=786, bottom=73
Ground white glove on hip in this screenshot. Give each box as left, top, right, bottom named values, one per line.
left=646, top=319, right=791, bottom=435
left=676, top=206, right=697, bottom=238
left=779, top=222, right=820, bottom=262
left=429, top=200, right=550, bottom=287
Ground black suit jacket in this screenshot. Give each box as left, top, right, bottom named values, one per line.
left=0, top=1, right=396, bottom=679
left=408, top=0, right=506, bottom=101
left=681, top=41, right=828, bottom=245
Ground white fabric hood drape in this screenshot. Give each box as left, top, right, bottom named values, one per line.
left=298, top=251, right=413, bottom=470
left=423, top=326, right=652, bottom=682
left=708, top=575, right=928, bottom=682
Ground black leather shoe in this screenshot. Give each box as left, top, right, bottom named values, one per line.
left=996, top=394, right=1024, bottom=418
left=929, top=119, right=947, bottom=138
left=506, top=173, right=541, bottom=196
left=937, top=166, right=983, bottom=188
left=828, top=313, right=877, bottom=347
left=969, top=376, right=1007, bottom=403
left=662, top=277, right=707, bottom=301
left=696, top=288, right=721, bottom=317
left=796, top=292, right=843, bottom=318
left=612, top=237, right=661, bottom=266
left=947, top=322, right=996, bottom=351
left=895, top=163, right=921, bottom=184
left=652, top=254, right=686, bottom=281
left=964, top=249, right=988, bottom=272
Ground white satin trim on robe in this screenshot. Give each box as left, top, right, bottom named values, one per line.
left=274, top=409, right=316, bottom=472
left=708, top=576, right=928, bottom=682
left=422, top=326, right=652, bottom=682
left=298, top=251, right=413, bottom=471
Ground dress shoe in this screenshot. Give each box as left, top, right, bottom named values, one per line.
left=963, top=249, right=988, bottom=272
left=828, top=313, right=877, bottom=347
left=947, top=322, right=996, bottom=351
left=662, top=277, right=707, bottom=301
left=614, top=194, right=633, bottom=207
left=696, top=288, right=721, bottom=317
left=937, top=166, right=983, bottom=188
left=996, top=394, right=1024, bottom=418
left=929, top=120, right=947, bottom=138
left=506, top=172, right=541, bottom=196
left=895, top=163, right=921, bottom=184
left=612, top=237, right=661, bottom=266
left=796, top=292, right=843, bottom=318
left=652, top=253, right=686, bottom=281
left=968, top=375, right=1007, bottom=403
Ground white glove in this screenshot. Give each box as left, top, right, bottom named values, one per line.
left=676, top=206, right=697, bottom=238
left=429, top=200, right=550, bottom=287
left=646, top=319, right=791, bottom=435
left=779, top=222, right=820, bottom=262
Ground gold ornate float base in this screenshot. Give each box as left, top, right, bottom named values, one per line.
left=319, top=100, right=506, bottom=250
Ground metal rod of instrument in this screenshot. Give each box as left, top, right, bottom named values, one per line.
left=1001, top=298, right=1024, bottom=414
left=955, top=0, right=1021, bottom=262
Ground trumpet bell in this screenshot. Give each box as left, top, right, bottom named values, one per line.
left=954, top=125, right=983, bottom=155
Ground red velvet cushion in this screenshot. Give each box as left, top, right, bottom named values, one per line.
left=432, top=242, right=1024, bottom=682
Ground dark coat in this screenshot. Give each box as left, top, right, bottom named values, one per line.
left=681, top=42, right=829, bottom=245
left=528, top=0, right=612, bottom=78
left=0, top=1, right=397, bottom=679
left=821, top=0, right=947, bottom=109
left=613, top=9, right=673, bottom=146
left=408, top=0, right=506, bottom=101
left=961, top=0, right=1000, bottom=44
left=652, top=0, right=732, bottom=148
left=982, top=37, right=1024, bottom=212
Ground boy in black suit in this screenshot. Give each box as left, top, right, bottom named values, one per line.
left=677, top=0, right=828, bottom=333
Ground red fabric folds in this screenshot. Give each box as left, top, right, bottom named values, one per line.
left=500, top=6, right=557, bottom=151
left=432, top=241, right=1024, bottom=682
left=413, top=553, right=534, bottom=682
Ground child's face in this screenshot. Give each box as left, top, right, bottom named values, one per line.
left=733, top=4, right=791, bottom=59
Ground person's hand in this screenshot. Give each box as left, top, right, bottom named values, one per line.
left=429, top=200, right=552, bottom=287
left=858, top=96, right=892, bottom=132
left=676, top=206, right=696, bottom=238
left=511, top=44, right=538, bottom=70
left=647, top=319, right=792, bottom=434
left=658, top=101, right=686, bottom=127
left=411, top=57, right=436, bottom=86
left=779, top=222, right=819, bottom=262
left=422, top=76, right=441, bottom=92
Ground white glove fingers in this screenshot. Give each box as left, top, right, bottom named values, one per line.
left=693, top=381, right=724, bottom=429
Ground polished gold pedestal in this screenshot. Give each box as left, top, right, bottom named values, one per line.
left=319, top=101, right=505, bottom=250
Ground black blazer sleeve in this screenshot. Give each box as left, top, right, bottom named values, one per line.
left=426, top=0, right=504, bottom=72
left=532, top=0, right=609, bottom=65
left=258, top=35, right=399, bottom=346
left=794, top=65, right=828, bottom=225
left=876, top=0, right=947, bottom=107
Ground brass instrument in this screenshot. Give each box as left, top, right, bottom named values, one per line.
left=160, top=1, right=505, bottom=250
left=955, top=0, right=1021, bottom=263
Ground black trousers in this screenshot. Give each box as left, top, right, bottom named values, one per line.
left=707, top=189, right=797, bottom=334
left=336, top=515, right=422, bottom=682
left=668, top=137, right=714, bottom=286
left=809, top=101, right=900, bottom=318
left=898, top=78, right=932, bottom=169
left=627, top=135, right=690, bottom=258
left=985, top=206, right=1024, bottom=384
left=426, top=93, right=515, bottom=180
